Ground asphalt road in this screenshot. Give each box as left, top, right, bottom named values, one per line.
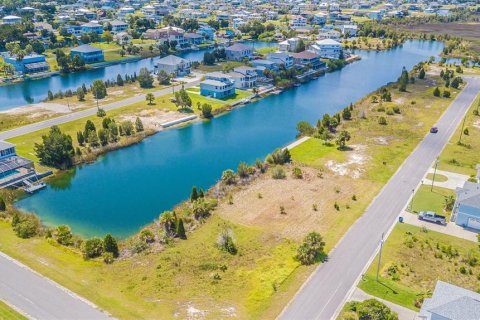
left=0, top=252, right=111, bottom=320
left=0, top=79, right=201, bottom=141
left=280, top=76, right=480, bottom=320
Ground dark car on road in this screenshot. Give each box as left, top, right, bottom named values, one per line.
left=430, top=127, right=439, bottom=133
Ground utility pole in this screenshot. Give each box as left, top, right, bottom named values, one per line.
left=458, top=116, right=467, bottom=144
left=431, top=158, right=439, bottom=192
left=376, top=233, right=384, bottom=282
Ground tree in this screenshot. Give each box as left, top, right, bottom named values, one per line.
left=418, top=68, right=426, bottom=79
left=175, top=218, right=186, bottom=239
left=92, top=79, right=107, bottom=99
left=221, top=169, right=237, bottom=185
left=98, top=129, right=109, bottom=146
left=203, top=52, right=216, bottom=65
left=48, top=90, right=54, bottom=100
left=378, top=116, right=387, bottom=125
left=83, top=238, right=103, bottom=259
left=34, top=126, right=74, bottom=168
left=76, top=87, right=85, bottom=101
left=77, top=131, right=85, bottom=146
left=398, top=67, right=409, bottom=92
left=146, top=93, right=155, bottom=105
left=174, top=89, right=192, bottom=109
left=121, top=121, right=134, bottom=136
left=102, top=31, right=113, bottom=43
left=357, top=299, right=398, bottom=320
left=88, top=130, right=100, bottom=148
left=336, top=130, right=351, bottom=149
left=450, top=76, right=462, bottom=89
left=116, top=74, right=124, bottom=86
left=342, top=107, right=352, bottom=120
left=433, top=87, right=441, bottom=97
left=138, top=67, right=154, bottom=88
left=217, top=229, right=237, bottom=254
left=296, top=121, right=315, bottom=137
left=103, top=234, right=119, bottom=257
left=0, top=197, right=6, bottom=211
left=296, top=232, right=325, bottom=265
left=135, top=117, right=144, bottom=132
left=295, top=39, right=306, bottom=53
left=54, top=225, right=73, bottom=246
left=157, top=70, right=170, bottom=85
left=201, top=103, right=213, bottom=118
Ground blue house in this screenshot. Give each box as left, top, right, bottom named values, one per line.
left=197, top=26, right=215, bottom=40
left=452, top=181, right=480, bottom=230
left=0, top=141, right=36, bottom=189
left=200, top=72, right=235, bottom=99
left=266, top=52, right=293, bottom=69
left=81, top=22, right=104, bottom=35
left=70, top=45, right=104, bottom=64
left=4, top=54, right=50, bottom=74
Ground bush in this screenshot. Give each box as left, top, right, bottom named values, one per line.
left=386, top=108, right=394, bottom=115
left=271, top=166, right=286, bottom=179
left=83, top=238, right=103, bottom=259
left=356, top=299, right=398, bottom=320
left=433, top=87, right=440, bottom=97
left=267, top=148, right=291, bottom=165
left=217, top=229, right=237, bottom=255
left=54, top=225, right=73, bottom=246
left=140, top=229, right=155, bottom=243
left=103, top=234, right=119, bottom=257
left=96, top=108, right=106, bottom=117
left=296, top=121, right=315, bottom=136
left=296, top=232, right=325, bottom=265
left=443, top=90, right=451, bottom=98
left=0, top=197, right=5, bottom=211
left=292, top=167, right=303, bottom=179
left=192, top=198, right=217, bottom=220
left=12, top=213, right=41, bottom=239
left=221, top=169, right=237, bottom=185
left=237, top=162, right=249, bottom=178
left=103, top=252, right=114, bottom=264
left=378, top=116, right=387, bottom=125
left=392, top=106, right=401, bottom=114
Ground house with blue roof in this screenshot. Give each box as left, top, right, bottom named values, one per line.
left=70, top=45, right=104, bottom=64
left=3, top=54, right=49, bottom=74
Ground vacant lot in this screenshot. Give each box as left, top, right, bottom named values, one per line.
left=359, top=223, right=480, bottom=310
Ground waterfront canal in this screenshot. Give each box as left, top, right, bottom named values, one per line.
left=16, top=40, right=444, bottom=237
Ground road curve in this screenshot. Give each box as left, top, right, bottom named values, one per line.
left=279, top=76, right=480, bottom=320
left=0, top=79, right=201, bottom=141
left=0, top=252, right=111, bottom=320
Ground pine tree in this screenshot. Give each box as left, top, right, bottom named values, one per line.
left=176, top=218, right=186, bottom=239
left=418, top=68, right=426, bottom=79
left=103, top=234, right=119, bottom=257
left=135, top=117, right=144, bottom=132
left=0, top=197, right=6, bottom=211
left=190, top=186, right=199, bottom=202
left=77, top=131, right=85, bottom=146
left=433, top=87, right=441, bottom=97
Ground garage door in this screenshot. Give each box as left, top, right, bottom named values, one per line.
left=467, top=218, right=480, bottom=230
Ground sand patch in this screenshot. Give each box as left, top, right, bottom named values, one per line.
left=119, top=109, right=192, bottom=131
left=1, top=102, right=71, bottom=115
left=325, top=145, right=368, bottom=179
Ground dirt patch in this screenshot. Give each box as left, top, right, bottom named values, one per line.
left=0, top=102, right=71, bottom=115
left=325, top=145, right=369, bottom=179
left=119, top=109, right=189, bottom=131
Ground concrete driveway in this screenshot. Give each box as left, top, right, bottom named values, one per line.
left=424, top=168, right=470, bottom=190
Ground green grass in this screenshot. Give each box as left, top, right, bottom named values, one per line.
left=359, top=223, right=480, bottom=311
left=255, top=47, right=278, bottom=55
left=290, top=138, right=346, bottom=169
left=410, top=184, right=455, bottom=217
left=220, top=90, right=251, bottom=103
left=425, top=173, right=448, bottom=182
left=0, top=300, right=27, bottom=320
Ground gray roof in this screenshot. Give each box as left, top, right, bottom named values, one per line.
left=201, top=79, right=228, bottom=87
left=0, top=141, right=15, bottom=151
left=156, top=55, right=189, bottom=66
left=420, top=281, right=480, bottom=320
left=226, top=43, right=252, bottom=52
left=71, top=44, right=103, bottom=53
left=110, top=20, right=127, bottom=26
left=456, top=182, right=480, bottom=209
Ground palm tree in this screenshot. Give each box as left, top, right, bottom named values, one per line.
left=145, top=93, right=155, bottom=105
left=159, top=211, right=177, bottom=235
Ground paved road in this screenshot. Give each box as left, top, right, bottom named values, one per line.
left=280, top=76, right=480, bottom=320
left=0, top=79, right=202, bottom=141
left=0, top=252, right=111, bottom=320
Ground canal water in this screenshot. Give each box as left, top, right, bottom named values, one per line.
left=0, top=41, right=276, bottom=111
left=16, top=40, right=444, bottom=238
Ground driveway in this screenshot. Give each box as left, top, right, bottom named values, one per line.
left=401, top=211, right=478, bottom=242
left=424, top=168, right=470, bottom=190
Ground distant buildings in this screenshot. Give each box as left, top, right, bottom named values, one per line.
left=225, top=43, right=253, bottom=61
left=109, top=20, right=128, bottom=33
left=156, top=55, right=191, bottom=77
left=3, top=54, right=49, bottom=74
left=2, top=15, right=21, bottom=24
left=70, top=45, right=104, bottom=64
left=200, top=72, right=235, bottom=99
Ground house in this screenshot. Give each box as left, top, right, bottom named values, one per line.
left=200, top=72, right=235, bottom=99
left=2, top=15, right=21, bottom=24
left=419, top=281, right=480, bottom=320
left=251, top=59, right=279, bottom=72
left=184, top=33, right=204, bottom=45
left=278, top=37, right=302, bottom=52
left=452, top=180, right=480, bottom=229
left=156, top=55, right=191, bottom=77
left=367, top=10, right=383, bottom=20
left=62, top=24, right=82, bottom=37
left=197, top=25, right=215, bottom=40
left=226, top=66, right=257, bottom=89
left=266, top=52, right=293, bottom=69
left=318, top=30, right=341, bottom=41
left=143, top=29, right=168, bottom=40
left=0, top=141, right=38, bottom=189
left=114, top=32, right=132, bottom=45
left=225, top=43, right=253, bottom=61
left=341, top=24, right=358, bottom=37
left=3, top=54, right=49, bottom=74
left=313, top=13, right=327, bottom=25
left=70, top=45, right=104, bottom=64
left=311, top=39, right=342, bottom=59
left=290, top=15, right=307, bottom=29
left=291, top=51, right=325, bottom=70
left=117, top=6, right=135, bottom=19
left=81, top=22, right=104, bottom=35
left=109, top=20, right=128, bottom=33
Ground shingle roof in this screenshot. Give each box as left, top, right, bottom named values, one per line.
left=226, top=43, right=252, bottom=52
left=429, top=296, right=480, bottom=320
left=292, top=50, right=320, bottom=59
left=156, top=55, right=189, bottom=66
left=71, top=44, right=103, bottom=53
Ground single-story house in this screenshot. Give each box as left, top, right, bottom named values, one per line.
left=419, top=281, right=480, bottom=320
left=70, top=44, right=104, bottom=64
left=156, top=55, right=191, bottom=77
left=452, top=180, right=480, bottom=229
left=200, top=72, right=235, bottom=99
left=310, top=39, right=343, bottom=59
left=3, top=54, right=50, bottom=74
left=291, top=51, right=326, bottom=70
left=225, top=43, right=253, bottom=61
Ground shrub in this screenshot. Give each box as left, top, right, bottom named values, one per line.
left=221, top=169, right=237, bottom=185
left=217, top=229, right=237, bottom=255
left=386, top=108, right=394, bottom=115
left=83, top=238, right=103, bottom=259
left=12, top=213, right=40, bottom=239
left=464, top=128, right=469, bottom=136
left=433, top=87, right=440, bottom=97
left=175, top=218, right=186, bottom=239
left=443, top=90, right=451, bottom=98
left=392, top=106, right=401, bottom=114
left=292, top=167, right=303, bottom=179
left=296, top=232, right=325, bottom=265
left=140, top=229, right=155, bottom=243
left=356, top=299, right=398, bottom=320
left=271, top=166, right=286, bottom=179
left=54, top=225, right=73, bottom=246
left=0, top=197, right=5, bottom=211
left=96, top=108, right=106, bottom=117
left=376, top=105, right=385, bottom=112
left=103, top=252, right=114, bottom=264
left=192, top=198, right=217, bottom=220
left=378, top=116, right=387, bottom=125
left=237, top=162, right=249, bottom=178
left=103, top=234, right=119, bottom=257
left=268, top=148, right=291, bottom=165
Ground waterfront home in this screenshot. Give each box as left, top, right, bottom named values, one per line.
left=109, top=20, right=128, bottom=33
left=419, top=281, right=480, bottom=320
left=156, top=55, right=191, bottom=77
left=251, top=59, right=279, bottom=72
left=341, top=24, right=358, bottom=37
left=278, top=37, right=302, bottom=53
left=70, top=45, right=104, bottom=64
left=266, top=52, right=294, bottom=69
left=200, top=72, right=235, bottom=99
left=318, top=30, right=341, bottom=41
left=226, top=66, right=257, bottom=89
left=143, top=29, right=168, bottom=40
left=197, top=25, right=215, bottom=40
left=452, top=180, right=480, bottom=230
left=313, top=13, right=327, bottom=25
left=311, top=39, right=342, bottom=59
left=4, top=54, right=49, bottom=74
left=184, top=33, right=204, bottom=45
left=225, top=43, right=253, bottom=61
left=289, top=15, right=307, bottom=29
left=114, top=32, right=132, bottom=45
left=0, top=141, right=37, bottom=189
left=2, top=15, right=21, bottom=24
left=81, top=22, right=104, bottom=35
left=291, top=51, right=325, bottom=70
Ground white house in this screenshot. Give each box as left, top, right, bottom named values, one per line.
left=278, top=37, right=302, bottom=52
left=311, top=39, right=342, bottom=59
left=341, top=25, right=358, bottom=37
left=2, top=15, right=22, bottom=24
left=156, top=55, right=191, bottom=77
left=226, top=66, right=257, bottom=89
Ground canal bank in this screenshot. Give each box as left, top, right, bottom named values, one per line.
left=15, top=40, right=445, bottom=237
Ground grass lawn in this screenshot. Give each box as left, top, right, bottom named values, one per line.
left=256, top=47, right=278, bottom=55
left=359, top=223, right=480, bottom=311
left=437, top=92, right=480, bottom=175
left=220, top=89, right=251, bottom=103
left=425, top=173, right=448, bottom=182
left=0, top=300, right=27, bottom=320
left=290, top=138, right=347, bottom=169
left=410, top=184, right=455, bottom=217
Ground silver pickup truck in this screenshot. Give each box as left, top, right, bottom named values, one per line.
left=418, top=211, right=447, bottom=225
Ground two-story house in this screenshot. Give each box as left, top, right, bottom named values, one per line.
left=200, top=72, right=236, bottom=99
left=225, top=43, right=253, bottom=61
left=70, top=44, right=104, bottom=63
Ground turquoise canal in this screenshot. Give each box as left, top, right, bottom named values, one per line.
left=16, top=40, right=444, bottom=237
left=0, top=41, right=276, bottom=111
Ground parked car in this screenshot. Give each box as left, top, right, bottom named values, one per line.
left=418, top=211, right=446, bottom=225
left=430, top=127, right=439, bottom=133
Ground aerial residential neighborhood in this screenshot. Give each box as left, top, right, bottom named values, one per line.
left=0, top=0, right=479, bottom=319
